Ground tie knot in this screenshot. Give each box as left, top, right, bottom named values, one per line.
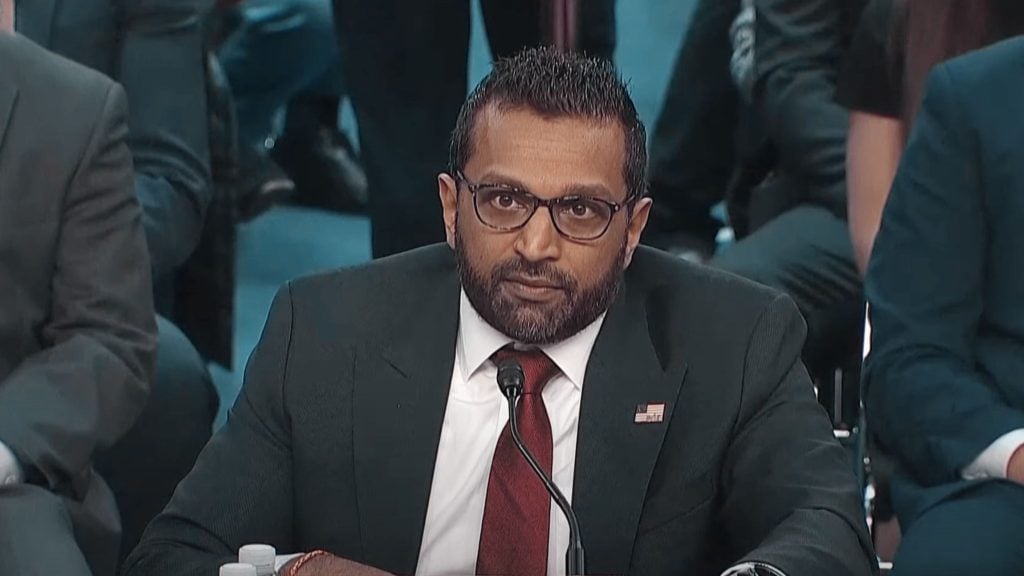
left=492, top=346, right=560, bottom=396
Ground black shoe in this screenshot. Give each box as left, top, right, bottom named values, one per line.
left=273, top=126, right=368, bottom=214
left=236, top=145, right=295, bottom=222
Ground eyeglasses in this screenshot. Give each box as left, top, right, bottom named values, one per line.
left=455, top=172, right=626, bottom=241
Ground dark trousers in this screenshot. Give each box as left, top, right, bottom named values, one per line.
left=0, top=318, right=216, bottom=576
left=711, top=205, right=862, bottom=375
left=332, top=0, right=616, bottom=257
left=95, top=316, right=218, bottom=564
left=647, top=0, right=741, bottom=238
left=0, top=483, right=106, bottom=576
left=891, top=481, right=1024, bottom=576
left=219, top=0, right=345, bottom=147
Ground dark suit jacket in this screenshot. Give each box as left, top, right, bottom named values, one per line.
left=748, top=0, right=868, bottom=225
left=0, top=32, right=158, bottom=575
left=864, top=37, right=1024, bottom=522
left=125, top=244, right=874, bottom=576
left=17, top=0, right=212, bottom=281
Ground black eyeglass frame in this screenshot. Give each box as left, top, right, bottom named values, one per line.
left=454, top=171, right=629, bottom=241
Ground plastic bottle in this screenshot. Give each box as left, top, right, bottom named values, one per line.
left=238, top=544, right=276, bottom=576
left=219, top=563, right=257, bottom=576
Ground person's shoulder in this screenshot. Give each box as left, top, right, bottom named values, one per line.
left=921, top=36, right=1024, bottom=140
left=630, top=246, right=783, bottom=306
left=628, top=245, right=788, bottom=327
left=1, top=33, right=121, bottom=150
left=937, top=36, right=1024, bottom=92
left=286, top=244, right=456, bottom=309
left=1, top=33, right=115, bottom=103
left=626, top=246, right=803, bottom=371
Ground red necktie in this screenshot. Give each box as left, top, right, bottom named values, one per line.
left=477, top=347, right=560, bottom=576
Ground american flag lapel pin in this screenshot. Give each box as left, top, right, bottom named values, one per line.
left=634, top=402, right=666, bottom=424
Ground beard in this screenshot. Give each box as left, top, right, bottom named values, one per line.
left=455, top=231, right=626, bottom=345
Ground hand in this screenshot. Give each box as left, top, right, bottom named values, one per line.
left=282, top=553, right=397, bottom=576
left=1007, top=443, right=1024, bottom=484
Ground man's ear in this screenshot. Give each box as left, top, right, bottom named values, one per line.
left=623, top=197, right=652, bottom=268
left=439, top=172, right=459, bottom=249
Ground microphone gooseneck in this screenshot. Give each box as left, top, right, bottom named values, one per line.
left=495, top=358, right=586, bottom=575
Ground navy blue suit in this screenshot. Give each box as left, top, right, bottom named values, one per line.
left=865, top=36, right=1024, bottom=575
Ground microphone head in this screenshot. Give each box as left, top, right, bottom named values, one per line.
left=496, top=357, right=525, bottom=399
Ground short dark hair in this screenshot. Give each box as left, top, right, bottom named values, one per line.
left=449, top=47, right=647, bottom=203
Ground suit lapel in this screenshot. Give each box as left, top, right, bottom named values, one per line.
left=15, top=0, right=59, bottom=47
left=352, top=266, right=460, bottom=575
left=573, top=280, right=688, bottom=574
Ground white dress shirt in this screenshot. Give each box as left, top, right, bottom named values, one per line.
left=963, top=428, right=1024, bottom=480
left=0, top=440, right=23, bottom=486
left=415, top=291, right=604, bottom=576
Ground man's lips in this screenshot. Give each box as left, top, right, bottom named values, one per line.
left=501, top=275, right=567, bottom=302
left=503, top=275, right=564, bottom=290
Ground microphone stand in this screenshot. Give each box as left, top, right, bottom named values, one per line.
left=502, top=389, right=586, bottom=575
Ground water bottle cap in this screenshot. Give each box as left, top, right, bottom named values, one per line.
left=219, top=563, right=257, bottom=576
left=238, top=544, right=276, bottom=568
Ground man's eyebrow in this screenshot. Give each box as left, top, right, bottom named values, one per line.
left=475, top=171, right=531, bottom=189
left=476, top=172, right=619, bottom=200
left=561, top=183, right=618, bottom=201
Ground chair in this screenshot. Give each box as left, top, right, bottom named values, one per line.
left=859, top=308, right=897, bottom=574
left=809, top=305, right=895, bottom=573
left=173, top=6, right=241, bottom=370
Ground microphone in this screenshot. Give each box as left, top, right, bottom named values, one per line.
left=496, top=358, right=586, bottom=576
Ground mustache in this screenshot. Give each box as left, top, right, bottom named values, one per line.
left=490, top=258, right=576, bottom=291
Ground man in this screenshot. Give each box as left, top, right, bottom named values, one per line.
left=864, top=36, right=1024, bottom=575
left=706, top=0, right=867, bottom=376
left=125, top=48, right=874, bottom=576
left=643, top=0, right=743, bottom=259
left=647, top=0, right=867, bottom=377
left=15, top=0, right=221, bottom=558
left=17, top=0, right=212, bottom=281
left=0, top=31, right=157, bottom=576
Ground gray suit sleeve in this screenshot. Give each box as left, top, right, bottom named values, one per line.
left=720, top=295, right=876, bottom=576
left=753, top=0, right=849, bottom=206
left=119, top=0, right=213, bottom=278
left=0, top=84, right=157, bottom=494
left=123, top=284, right=298, bottom=576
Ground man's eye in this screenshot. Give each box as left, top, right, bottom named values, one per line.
left=495, top=194, right=517, bottom=208
left=568, top=202, right=593, bottom=217
left=490, top=192, right=527, bottom=210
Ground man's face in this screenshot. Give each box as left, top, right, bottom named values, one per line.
left=439, top=106, right=652, bottom=344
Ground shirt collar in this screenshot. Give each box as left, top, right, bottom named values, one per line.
left=457, top=290, right=606, bottom=390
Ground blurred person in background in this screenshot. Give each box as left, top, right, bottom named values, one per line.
left=839, top=0, right=1024, bottom=275
left=218, top=0, right=368, bottom=219
left=708, top=0, right=869, bottom=377
left=643, top=0, right=742, bottom=260
left=15, top=0, right=220, bottom=563
left=647, top=0, right=869, bottom=377
left=863, top=34, right=1024, bottom=576
left=0, top=31, right=157, bottom=576
left=841, top=0, right=1024, bottom=571
left=331, top=0, right=617, bottom=258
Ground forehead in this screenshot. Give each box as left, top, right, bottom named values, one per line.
left=464, top=105, right=628, bottom=197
